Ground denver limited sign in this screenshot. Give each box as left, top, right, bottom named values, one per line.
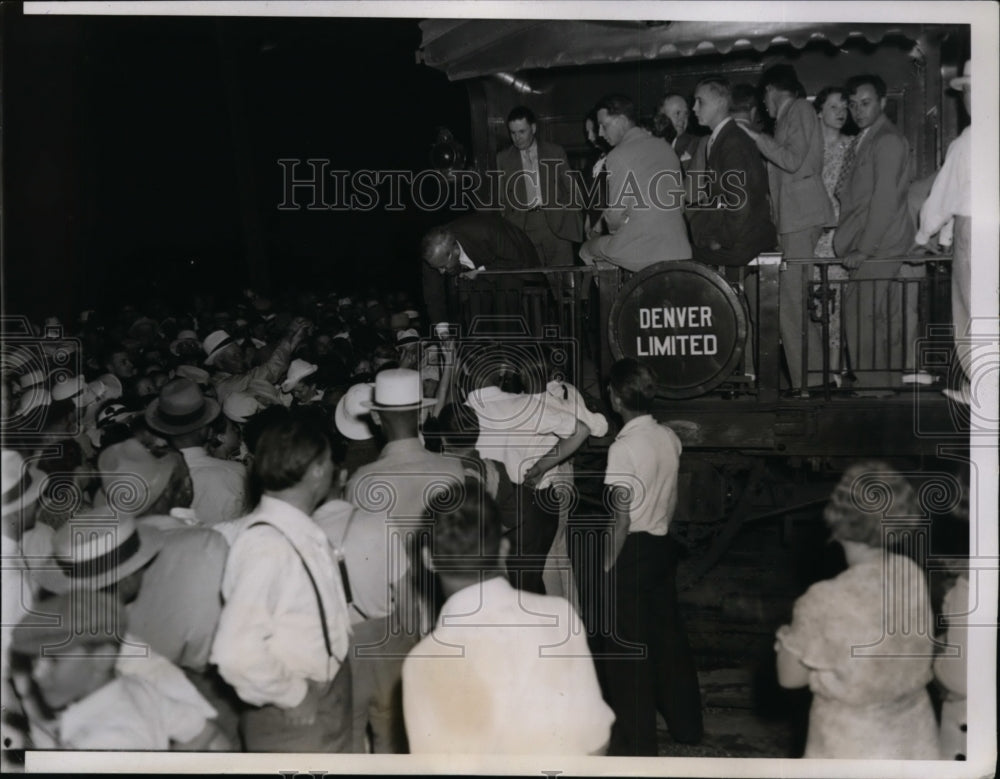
left=608, top=261, right=748, bottom=399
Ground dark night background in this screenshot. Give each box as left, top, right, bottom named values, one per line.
left=2, top=6, right=472, bottom=322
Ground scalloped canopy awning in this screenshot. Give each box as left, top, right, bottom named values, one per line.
left=417, top=20, right=926, bottom=80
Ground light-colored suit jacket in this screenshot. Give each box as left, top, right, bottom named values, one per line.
left=584, top=126, right=691, bottom=271
left=753, top=97, right=835, bottom=236
left=497, top=139, right=583, bottom=242
left=833, top=113, right=914, bottom=258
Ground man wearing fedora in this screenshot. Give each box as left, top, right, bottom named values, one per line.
left=342, top=369, right=465, bottom=753
left=202, top=316, right=309, bottom=404
left=211, top=412, right=353, bottom=752
left=146, top=378, right=248, bottom=524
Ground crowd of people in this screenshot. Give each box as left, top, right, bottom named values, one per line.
left=0, top=57, right=973, bottom=765
left=0, top=280, right=970, bottom=762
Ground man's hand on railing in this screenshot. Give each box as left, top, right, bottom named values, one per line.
left=841, top=251, right=869, bottom=272
left=908, top=240, right=943, bottom=256
left=460, top=269, right=482, bottom=281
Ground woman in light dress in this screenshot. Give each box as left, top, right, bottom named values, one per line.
left=775, top=462, right=940, bottom=759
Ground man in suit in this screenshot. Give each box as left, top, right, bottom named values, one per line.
left=421, top=212, right=542, bottom=327
left=661, top=94, right=701, bottom=172
left=497, top=106, right=582, bottom=270
left=834, top=73, right=918, bottom=387
left=740, top=64, right=835, bottom=393
left=687, top=77, right=777, bottom=268
left=579, top=93, right=691, bottom=272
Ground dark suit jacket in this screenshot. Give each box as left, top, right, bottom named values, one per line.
left=422, top=213, right=542, bottom=324
left=497, top=139, right=583, bottom=242
left=833, top=113, right=914, bottom=259
left=672, top=132, right=702, bottom=171
left=687, top=118, right=777, bottom=266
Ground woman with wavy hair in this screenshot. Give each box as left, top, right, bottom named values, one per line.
left=774, top=461, right=939, bottom=758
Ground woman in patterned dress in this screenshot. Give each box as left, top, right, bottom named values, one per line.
left=774, top=462, right=940, bottom=759
left=812, top=87, right=853, bottom=372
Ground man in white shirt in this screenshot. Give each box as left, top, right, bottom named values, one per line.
left=402, top=483, right=614, bottom=754
left=145, top=378, right=247, bottom=524
left=601, top=359, right=703, bottom=755
left=914, top=62, right=972, bottom=404
left=211, top=412, right=353, bottom=752
left=466, top=355, right=593, bottom=595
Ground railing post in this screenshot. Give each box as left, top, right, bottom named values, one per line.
left=597, top=265, right=619, bottom=379
left=757, top=260, right=780, bottom=403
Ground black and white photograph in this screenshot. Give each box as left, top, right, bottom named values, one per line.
left=1, top=1, right=996, bottom=776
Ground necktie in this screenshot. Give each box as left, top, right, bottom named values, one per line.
left=522, top=148, right=540, bottom=208
left=835, top=135, right=860, bottom=199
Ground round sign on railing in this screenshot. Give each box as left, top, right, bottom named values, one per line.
left=608, top=261, right=748, bottom=399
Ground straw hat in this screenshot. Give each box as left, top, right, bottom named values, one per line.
left=334, top=382, right=375, bottom=440
left=33, top=513, right=164, bottom=595
left=361, top=369, right=435, bottom=411
left=281, top=359, right=319, bottom=393
left=1, top=450, right=44, bottom=519
left=202, top=330, right=235, bottom=367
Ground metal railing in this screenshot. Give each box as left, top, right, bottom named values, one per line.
left=453, top=255, right=953, bottom=401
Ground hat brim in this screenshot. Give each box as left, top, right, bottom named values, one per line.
left=334, top=398, right=374, bottom=441
left=281, top=366, right=319, bottom=394
left=360, top=397, right=437, bottom=411
left=31, top=524, right=165, bottom=596
left=144, top=396, right=221, bottom=435
left=1, top=465, right=45, bottom=519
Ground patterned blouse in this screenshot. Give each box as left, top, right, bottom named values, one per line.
left=814, top=133, right=852, bottom=258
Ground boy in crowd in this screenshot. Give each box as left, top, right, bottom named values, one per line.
left=601, top=358, right=703, bottom=755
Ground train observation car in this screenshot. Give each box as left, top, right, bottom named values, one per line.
left=417, top=19, right=974, bottom=580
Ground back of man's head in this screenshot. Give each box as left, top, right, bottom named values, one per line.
left=609, top=358, right=656, bottom=414
left=730, top=83, right=759, bottom=118
left=426, top=480, right=503, bottom=573
left=252, top=410, right=330, bottom=494
left=595, top=93, right=637, bottom=125
left=759, top=64, right=804, bottom=96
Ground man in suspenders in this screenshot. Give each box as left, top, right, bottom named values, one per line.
left=211, top=413, right=353, bottom=752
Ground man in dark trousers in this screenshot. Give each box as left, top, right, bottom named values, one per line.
left=687, top=76, right=777, bottom=268
left=601, top=358, right=703, bottom=755
left=420, top=212, right=542, bottom=328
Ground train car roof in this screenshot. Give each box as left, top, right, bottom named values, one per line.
left=417, top=20, right=937, bottom=80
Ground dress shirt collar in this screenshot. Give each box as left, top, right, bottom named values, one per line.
left=616, top=413, right=656, bottom=439
left=380, top=437, right=430, bottom=459
left=519, top=141, right=538, bottom=164
left=253, top=494, right=324, bottom=544
left=708, top=116, right=732, bottom=151
left=456, top=240, right=480, bottom=271
left=438, top=575, right=511, bottom=625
